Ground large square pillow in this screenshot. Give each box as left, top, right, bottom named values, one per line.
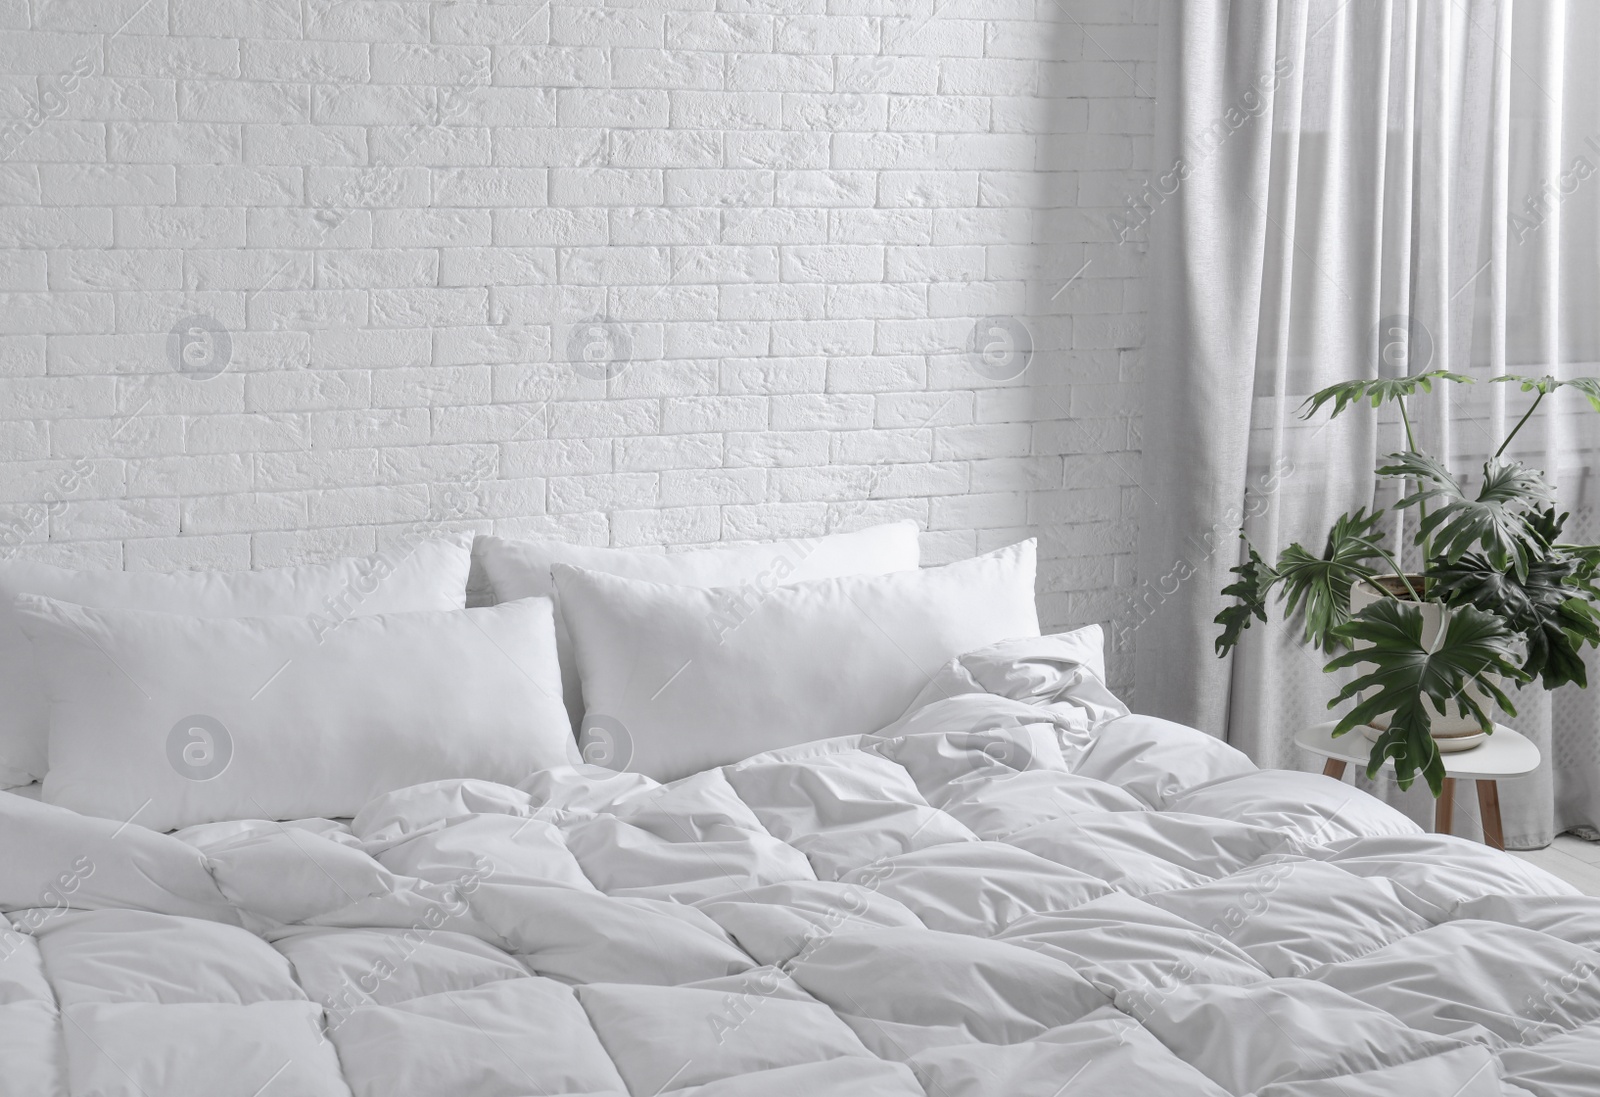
left=476, top=521, right=921, bottom=734
left=554, top=539, right=1040, bottom=782
left=0, top=536, right=473, bottom=785
left=15, top=595, right=569, bottom=831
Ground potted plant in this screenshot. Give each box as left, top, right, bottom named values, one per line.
left=1214, top=371, right=1600, bottom=796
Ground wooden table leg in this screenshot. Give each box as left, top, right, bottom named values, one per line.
left=1322, top=758, right=1347, bottom=780
left=1478, top=780, right=1505, bottom=850
left=1435, top=777, right=1455, bottom=836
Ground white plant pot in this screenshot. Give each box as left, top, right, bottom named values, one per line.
left=1347, top=580, right=1494, bottom=737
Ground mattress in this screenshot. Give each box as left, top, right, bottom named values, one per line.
left=2, top=636, right=1597, bottom=1096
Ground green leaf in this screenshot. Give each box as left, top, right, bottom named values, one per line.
left=1525, top=505, right=1568, bottom=549
left=1300, top=370, right=1474, bottom=421
left=1364, top=724, right=1442, bottom=799
left=1569, top=378, right=1600, bottom=413
left=1564, top=541, right=1600, bottom=584
left=1273, top=507, right=1389, bottom=653
left=1430, top=555, right=1596, bottom=690
left=1492, top=374, right=1600, bottom=413
left=1214, top=543, right=1277, bottom=657
left=1428, top=510, right=1600, bottom=690
left=1324, top=600, right=1526, bottom=795
left=1381, top=452, right=1554, bottom=578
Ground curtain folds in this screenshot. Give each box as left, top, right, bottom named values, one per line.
left=1138, top=0, right=1600, bottom=847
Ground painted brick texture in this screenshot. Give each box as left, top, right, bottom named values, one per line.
left=0, top=0, right=1153, bottom=690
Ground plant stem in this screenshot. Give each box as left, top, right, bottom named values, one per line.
left=1494, top=389, right=1544, bottom=459
left=1397, top=396, right=1431, bottom=560
left=1356, top=576, right=1398, bottom=600
left=1398, top=396, right=1418, bottom=453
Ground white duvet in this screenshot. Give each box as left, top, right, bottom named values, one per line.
left=3, top=635, right=1597, bottom=1097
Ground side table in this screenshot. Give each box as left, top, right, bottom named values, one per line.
left=1293, top=720, right=1539, bottom=850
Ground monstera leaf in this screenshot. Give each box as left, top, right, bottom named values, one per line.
left=1492, top=373, right=1600, bottom=413
left=1381, top=452, right=1554, bottom=578
left=1215, top=544, right=1275, bottom=656
left=1213, top=509, right=1389, bottom=657
left=1430, top=510, right=1600, bottom=690
left=1325, top=600, right=1525, bottom=795
left=1566, top=541, right=1600, bottom=583
left=1431, top=555, right=1596, bottom=689
left=1273, top=508, right=1390, bottom=653
left=1300, top=370, right=1473, bottom=421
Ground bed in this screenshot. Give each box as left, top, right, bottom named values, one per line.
left=4, top=632, right=1597, bottom=1097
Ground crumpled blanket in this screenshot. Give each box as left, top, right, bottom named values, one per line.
left=2, top=633, right=1595, bottom=1096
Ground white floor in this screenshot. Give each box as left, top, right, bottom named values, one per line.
left=1513, top=834, right=1600, bottom=895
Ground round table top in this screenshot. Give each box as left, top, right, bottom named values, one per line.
left=1294, top=720, right=1540, bottom=780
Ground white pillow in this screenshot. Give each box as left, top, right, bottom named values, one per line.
left=0, top=536, right=473, bottom=785
left=476, top=521, right=921, bottom=734
left=554, top=540, right=1040, bottom=782
left=15, top=595, right=570, bottom=831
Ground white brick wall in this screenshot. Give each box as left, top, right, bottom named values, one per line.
left=0, top=0, right=1153, bottom=690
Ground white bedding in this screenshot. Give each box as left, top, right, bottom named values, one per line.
left=2, top=634, right=1597, bottom=1096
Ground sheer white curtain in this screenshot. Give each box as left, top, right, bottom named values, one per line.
left=1137, top=0, right=1600, bottom=846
